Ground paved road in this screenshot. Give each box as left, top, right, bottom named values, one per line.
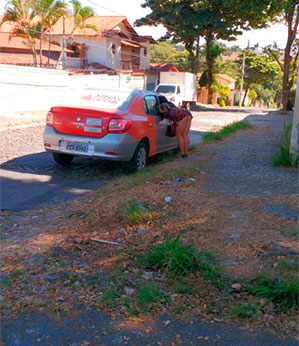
left=2, top=309, right=297, bottom=346
left=0, top=108, right=265, bottom=211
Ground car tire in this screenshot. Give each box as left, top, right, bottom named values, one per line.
left=53, top=152, right=74, bottom=166
left=126, top=141, right=148, bottom=173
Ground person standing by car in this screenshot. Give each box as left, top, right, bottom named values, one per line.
left=159, top=102, right=193, bottom=158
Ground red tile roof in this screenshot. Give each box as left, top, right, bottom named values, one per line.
left=149, top=63, right=179, bottom=72
left=48, top=16, right=135, bottom=36
left=0, top=32, right=67, bottom=52
left=197, top=72, right=236, bottom=83
left=0, top=52, right=58, bottom=65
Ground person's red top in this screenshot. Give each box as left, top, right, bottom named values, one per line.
left=164, top=105, right=193, bottom=129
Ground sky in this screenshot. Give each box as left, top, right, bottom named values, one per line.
left=0, top=0, right=288, bottom=49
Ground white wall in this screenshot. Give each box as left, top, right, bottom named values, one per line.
left=140, top=42, right=151, bottom=69
left=106, top=37, right=121, bottom=69
left=0, top=64, right=145, bottom=113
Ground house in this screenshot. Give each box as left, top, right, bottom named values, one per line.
left=197, top=73, right=236, bottom=105
left=48, top=16, right=155, bottom=72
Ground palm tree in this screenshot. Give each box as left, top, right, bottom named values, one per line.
left=70, top=0, right=96, bottom=30
left=35, top=0, right=66, bottom=66
left=2, top=0, right=39, bottom=65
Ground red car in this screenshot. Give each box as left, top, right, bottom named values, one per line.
left=43, top=88, right=178, bottom=171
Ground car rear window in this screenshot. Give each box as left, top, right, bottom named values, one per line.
left=74, top=89, right=138, bottom=110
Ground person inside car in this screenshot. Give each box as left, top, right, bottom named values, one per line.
left=159, top=102, right=193, bottom=158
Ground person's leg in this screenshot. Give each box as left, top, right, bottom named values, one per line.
left=180, top=116, right=192, bottom=155
left=176, top=117, right=189, bottom=156
left=183, top=116, right=192, bottom=154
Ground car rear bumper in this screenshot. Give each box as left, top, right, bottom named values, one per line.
left=43, top=125, right=138, bottom=162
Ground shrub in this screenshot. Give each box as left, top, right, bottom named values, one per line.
left=247, top=276, right=299, bottom=312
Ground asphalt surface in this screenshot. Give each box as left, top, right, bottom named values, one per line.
left=2, top=309, right=297, bottom=346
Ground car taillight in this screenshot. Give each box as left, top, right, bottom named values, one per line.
left=46, top=111, right=54, bottom=125
left=108, top=119, right=132, bottom=133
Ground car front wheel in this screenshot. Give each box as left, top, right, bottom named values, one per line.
left=53, top=152, right=74, bottom=166
left=126, top=142, right=148, bottom=172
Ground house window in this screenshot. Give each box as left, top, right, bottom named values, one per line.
left=144, top=47, right=147, bottom=57
left=111, top=43, right=116, bottom=55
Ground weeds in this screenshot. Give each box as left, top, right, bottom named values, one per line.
left=100, top=287, right=121, bottom=307
left=272, top=123, right=293, bottom=167
left=9, top=269, right=25, bottom=278
left=203, top=121, right=252, bottom=143
left=135, top=282, right=169, bottom=313
left=231, top=303, right=259, bottom=319
left=125, top=282, right=169, bottom=314
left=247, top=276, right=299, bottom=312
left=140, top=233, right=200, bottom=277
left=124, top=199, right=157, bottom=225
left=140, top=234, right=224, bottom=288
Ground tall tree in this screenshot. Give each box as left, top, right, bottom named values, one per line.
left=240, top=50, right=281, bottom=106
left=280, top=0, right=299, bottom=111
left=35, top=0, right=66, bottom=66
left=70, top=0, right=96, bottom=33
left=151, top=41, right=190, bottom=71
left=136, top=0, right=281, bottom=104
left=135, top=1, right=202, bottom=74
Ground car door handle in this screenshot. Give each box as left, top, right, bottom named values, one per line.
left=149, top=123, right=153, bottom=127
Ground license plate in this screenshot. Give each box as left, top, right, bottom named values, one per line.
left=65, top=142, right=88, bottom=153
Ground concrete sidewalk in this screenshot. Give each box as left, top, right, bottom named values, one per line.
left=0, top=110, right=47, bottom=130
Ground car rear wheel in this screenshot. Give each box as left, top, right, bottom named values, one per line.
left=53, top=153, right=74, bottom=166
left=126, top=142, right=148, bottom=172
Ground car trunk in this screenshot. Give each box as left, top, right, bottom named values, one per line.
left=50, top=106, right=117, bottom=138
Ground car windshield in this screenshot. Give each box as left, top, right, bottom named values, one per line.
left=74, top=89, right=138, bottom=110
left=156, top=85, right=176, bottom=94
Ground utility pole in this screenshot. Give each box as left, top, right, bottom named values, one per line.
left=239, top=52, right=245, bottom=108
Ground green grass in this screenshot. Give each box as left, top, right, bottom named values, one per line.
left=102, top=157, right=201, bottom=195
left=124, top=282, right=169, bottom=314
left=246, top=276, right=299, bottom=312
left=280, top=228, right=298, bottom=237
left=135, top=282, right=169, bottom=313
left=123, top=199, right=157, bottom=225
left=0, top=279, right=12, bottom=290
left=203, top=121, right=253, bottom=143
left=272, top=123, right=293, bottom=167
left=139, top=234, right=224, bottom=287
left=9, top=269, right=25, bottom=278
left=231, top=303, right=259, bottom=319
left=100, top=287, right=121, bottom=307
left=140, top=233, right=200, bottom=277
